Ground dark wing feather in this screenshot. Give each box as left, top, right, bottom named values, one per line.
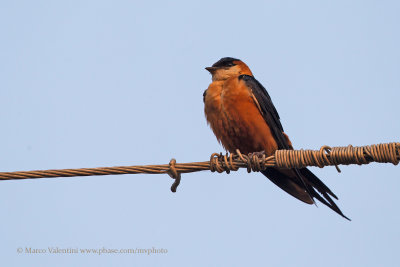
left=238, top=75, right=290, bottom=150
left=203, top=89, right=207, bottom=103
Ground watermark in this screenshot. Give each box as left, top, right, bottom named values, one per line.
left=16, top=247, right=168, bottom=256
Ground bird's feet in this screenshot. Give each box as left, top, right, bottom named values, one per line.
left=248, top=150, right=266, bottom=158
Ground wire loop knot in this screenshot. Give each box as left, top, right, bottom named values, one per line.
left=168, top=158, right=181, bottom=192
left=210, top=152, right=239, bottom=174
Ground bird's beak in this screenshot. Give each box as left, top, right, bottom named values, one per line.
left=205, top=67, right=218, bottom=73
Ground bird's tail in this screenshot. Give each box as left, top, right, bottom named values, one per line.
left=262, top=167, right=350, bottom=220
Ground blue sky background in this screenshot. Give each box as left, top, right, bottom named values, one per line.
left=1, top=1, right=399, bottom=266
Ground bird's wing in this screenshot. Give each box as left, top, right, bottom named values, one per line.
left=238, top=74, right=290, bottom=150
left=238, top=74, right=349, bottom=220
left=238, top=74, right=315, bottom=201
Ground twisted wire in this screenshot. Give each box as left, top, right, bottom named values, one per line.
left=0, top=142, right=398, bottom=192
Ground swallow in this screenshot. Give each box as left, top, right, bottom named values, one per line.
left=204, top=57, right=349, bottom=220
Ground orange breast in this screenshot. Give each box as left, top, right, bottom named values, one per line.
left=204, top=77, right=278, bottom=155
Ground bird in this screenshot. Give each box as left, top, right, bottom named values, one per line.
left=203, top=57, right=349, bottom=220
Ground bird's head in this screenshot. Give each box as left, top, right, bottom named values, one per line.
left=205, top=57, right=253, bottom=81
